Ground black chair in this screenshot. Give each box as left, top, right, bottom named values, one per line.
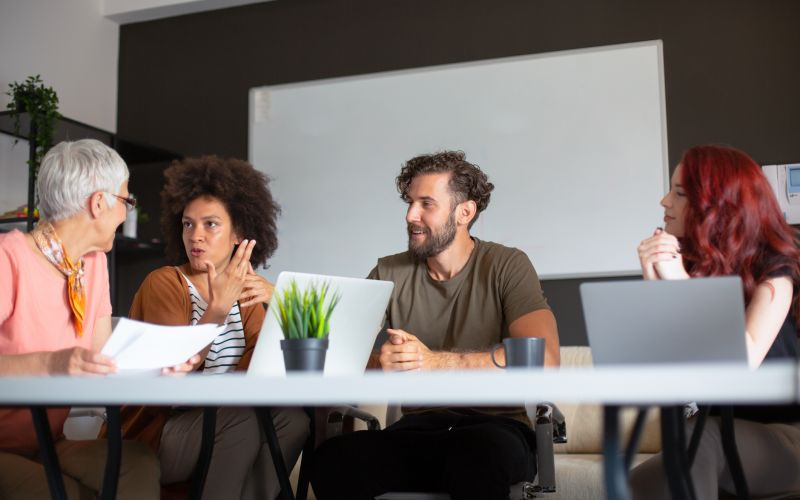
left=310, top=402, right=567, bottom=499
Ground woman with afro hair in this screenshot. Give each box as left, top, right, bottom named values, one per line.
left=119, top=156, right=309, bottom=499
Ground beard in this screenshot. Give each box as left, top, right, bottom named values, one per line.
left=407, top=209, right=457, bottom=261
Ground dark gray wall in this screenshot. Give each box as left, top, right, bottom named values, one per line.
left=117, top=0, right=800, bottom=344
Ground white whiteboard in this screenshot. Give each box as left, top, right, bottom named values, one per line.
left=249, top=41, right=668, bottom=281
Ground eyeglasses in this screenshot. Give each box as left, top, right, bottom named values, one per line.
left=109, top=193, right=137, bottom=212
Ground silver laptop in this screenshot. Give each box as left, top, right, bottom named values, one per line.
left=248, top=271, right=394, bottom=376
left=580, top=276, right=748, bottom=365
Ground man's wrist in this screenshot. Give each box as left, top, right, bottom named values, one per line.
left=433, top=350, right=499, bottom=370
left=428, top=351, right=461, bottom=369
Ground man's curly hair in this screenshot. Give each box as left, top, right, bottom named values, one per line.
left=396, top=150, right=494, bottom=228
left=160, top=156, right=280, bottom=267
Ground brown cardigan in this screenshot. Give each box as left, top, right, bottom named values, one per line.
left=112, top=266, right=265, bottom=452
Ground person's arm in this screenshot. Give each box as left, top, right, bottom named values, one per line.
left=92, top=315, right=113, bottom=353
left=744, top=276, right=793, bottom=369
left=0, top=348, right=116, bottom=376
left=0, top=246, right=117, bottom=376
left=379, top=309, right=559, bottom=370
left=509, top=308, right=560, bottom=367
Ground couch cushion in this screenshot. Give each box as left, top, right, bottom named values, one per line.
left=550, top=453, right=653, bottom=499
left=554, top=346, right=662, bottom=454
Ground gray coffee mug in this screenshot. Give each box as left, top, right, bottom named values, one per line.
left=491, top=337, right=545, bottom=368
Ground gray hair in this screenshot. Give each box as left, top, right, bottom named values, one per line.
left=37, top=139, right=129, bottom=221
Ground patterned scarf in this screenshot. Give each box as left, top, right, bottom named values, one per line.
left=31, top=220, right=86, bottom=337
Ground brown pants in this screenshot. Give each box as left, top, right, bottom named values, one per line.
left=0, top=439, right=160, bottom=499
left=159, top=407, right=310, bottom=500
left=630, top=416, right=800, bottom=499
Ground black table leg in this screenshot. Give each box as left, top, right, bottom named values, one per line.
left=603, top=405, right=630, bottom=500
left=101, top=406, right=122, bottom=500
left=257, top=407, right=295, bottom=500
left=190, top=407, right=218, bottom=500
left=660, top=406, right=696, bottom=500
left=674, top=407, right=696, bottom=499
left=624, top=407, right=649, bottom=471
left=30, top=406, right=67, bottom=500
left=687, top=406, right=710, bottom=466
left=719, top=406, right=749, bottom=500
left=295, top=407, right=316, bottom=500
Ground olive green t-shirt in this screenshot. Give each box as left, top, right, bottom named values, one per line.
left=368, top=238, right=550, bottom=423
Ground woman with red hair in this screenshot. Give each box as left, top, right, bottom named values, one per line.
left=630, top=145, right=800, bottom=498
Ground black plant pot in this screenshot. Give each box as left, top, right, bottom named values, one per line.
left=280, top=338, right=329, bottom=373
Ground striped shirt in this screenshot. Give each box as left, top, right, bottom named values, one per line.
left=181, top=272, right=245, bottom=374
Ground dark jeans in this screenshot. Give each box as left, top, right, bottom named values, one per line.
left=311, top=412, right=537, bottom=500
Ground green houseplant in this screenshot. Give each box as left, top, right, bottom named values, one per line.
left=6, top=75, right=60, bottom=178
left=275, top=280, right=341, bottom=372
left=6, top=75, right=60, bottom=230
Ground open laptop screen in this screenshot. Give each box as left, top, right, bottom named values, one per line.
left=580, top=277, right=748, bottom=365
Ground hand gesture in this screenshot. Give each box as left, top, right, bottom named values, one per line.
left=204, top=239, right=256, bottom=321
left=48, top=347, right=116, bottom=376
left=637, top=228, right=689, bottom=280
left=380, top=329, right=442, bottom=371
left=239, top=263, right=275, bottom=308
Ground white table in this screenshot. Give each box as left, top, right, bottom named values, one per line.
left=1, top=362, right=796, bottom=500
left=1, top=363, right=795, bottom=405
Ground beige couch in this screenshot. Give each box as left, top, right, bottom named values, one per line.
left=548, top=346, right=661, bottom=499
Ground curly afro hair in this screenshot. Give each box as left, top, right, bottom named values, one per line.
left=396, top=150, right=494, bottom=228
left=160, top=156, right=280, bottom=267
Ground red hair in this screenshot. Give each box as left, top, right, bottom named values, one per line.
left=678, top=145, right=800, bottom=320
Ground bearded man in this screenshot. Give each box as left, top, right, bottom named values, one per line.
left=312, top=150, right=560, bottom=500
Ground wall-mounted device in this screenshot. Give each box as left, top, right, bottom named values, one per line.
left=762, top=163, right=800, bottom=224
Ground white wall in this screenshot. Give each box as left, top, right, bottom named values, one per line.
left=0, top=0, right=119, bottom=132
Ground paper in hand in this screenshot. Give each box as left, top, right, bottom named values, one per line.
left=102, top=318, right=223, bottom=371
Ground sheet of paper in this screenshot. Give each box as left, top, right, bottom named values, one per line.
left=102, top=318, right=223, bottom=371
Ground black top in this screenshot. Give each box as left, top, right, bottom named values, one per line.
left=763, top=312, right=799, bottom=360
left=716, top=312, right=800, bottom=423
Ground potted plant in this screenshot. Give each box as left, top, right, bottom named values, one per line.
left=275, top=280, right=341, bottom=372
left=6, top=75, right=60, bottom=177
left=6, top=75, right=60, bottom=230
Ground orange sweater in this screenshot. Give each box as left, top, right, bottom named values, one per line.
left=113, top=266, right=265, bottom=452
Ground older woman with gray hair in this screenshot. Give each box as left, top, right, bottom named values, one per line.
left=0, top=139, right=190, bottom=498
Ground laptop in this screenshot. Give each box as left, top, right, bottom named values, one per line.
left=247, top=271, right=394, bottom=376
left=580, top=276, right=748, bottom=365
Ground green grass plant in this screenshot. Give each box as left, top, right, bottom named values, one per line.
left=274, top=280, right=341, bottom=340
